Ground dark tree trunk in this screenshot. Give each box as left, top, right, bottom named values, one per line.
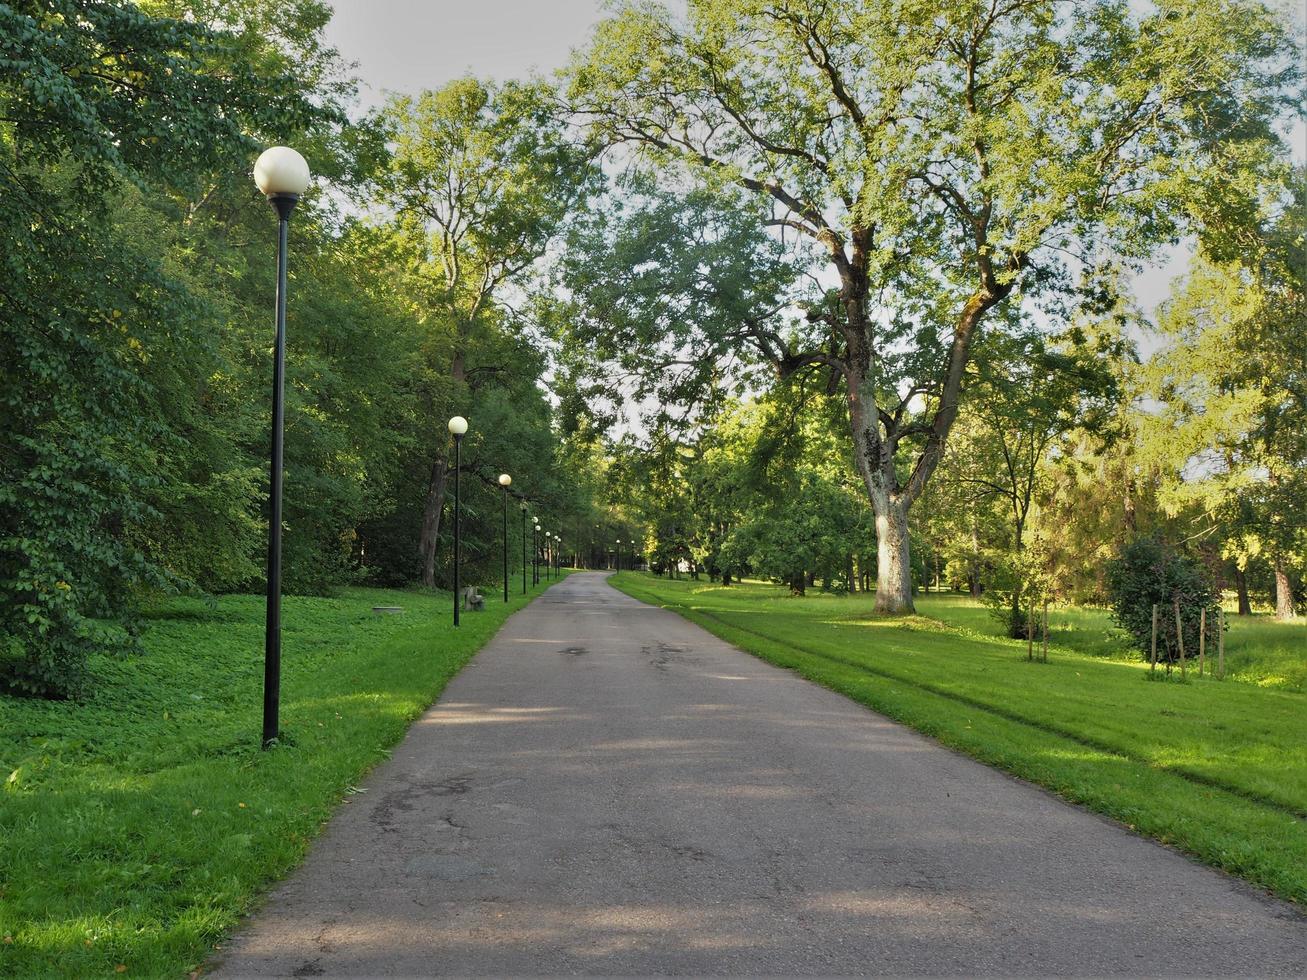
left=789, top=572, right=806, bottom=596
left=1235, top=565, right=1252, bottom=616
left=1008, top=523, right=1026, bottom=638
left=418, top=454, right=450, bottom=589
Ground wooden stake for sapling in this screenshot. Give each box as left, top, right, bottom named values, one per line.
left=1026, top=595, right=1034, bottom=662
left=1174, top=598, right=1186, bottom=679
left=1151, top=603, right=1158, bottom=673
left=1218, top=607, right=1225, bottom=679
left=1199, top=607, right=1206, bottom=677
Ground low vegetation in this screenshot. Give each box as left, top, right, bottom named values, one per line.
left=613, top=573, right=1307, bottom=905
left=0, top=581, right=558, bottom=978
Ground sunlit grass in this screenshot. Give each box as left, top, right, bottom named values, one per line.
left=612, top=573, right=1307, bottom=905
left=914, top=592, right=1307, bottom=689
left=0, top=577, right=563, bottom=978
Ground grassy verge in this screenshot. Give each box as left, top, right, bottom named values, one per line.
left=0, top=575, right=565, bottom=978
left=612, top=573, right=1307, bottom=906
left=914, top=592, right=1307, bottom=690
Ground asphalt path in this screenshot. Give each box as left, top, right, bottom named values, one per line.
left=212, top=571, right=1306, bottom=977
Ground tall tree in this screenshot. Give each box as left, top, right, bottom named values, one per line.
left=1144, top=172, right=1307, bottom=619
left=946, top=330, right=1122, bottom=633
left=370, top=78, right=597, bottom=588
left=0, top=0, right=327, bottom=695
left=566, top=0, right=1297, bottom=612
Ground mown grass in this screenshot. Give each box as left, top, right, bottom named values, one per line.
left=915, top=592, right=1307, bottom=690
left=612, top=573, right=1307, bottom=905
left=0, top=576, right=563, bottom=979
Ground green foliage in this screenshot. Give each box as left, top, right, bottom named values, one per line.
left=1106, top=537, right=1220, bottom=665
left=563, top=0, right=1300, bottom=608
left=0, top=0, right=337, bottom=696
left=1141, top=174, right=1307, bottom=618
left=360, top=76, right=600, bottom=589
left=0, top=3, right=584, bottom=698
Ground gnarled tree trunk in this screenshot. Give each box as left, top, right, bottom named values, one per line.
left=872, top=495, right=914, bottom=613
left=842, top=262, right=1007, bottom=614
left=846, top=323, right=917, bottom=615
left=1274, top=561, right=1298, bottom=620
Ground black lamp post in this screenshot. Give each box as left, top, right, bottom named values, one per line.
left=520, top=502, right=528, bottom=594
left=254, top=146, right=310, bottom=750
left=448, top=416, right=468, bottom=626
left=498, top=474, right=511, bottom=602
left=532, top=520, right=540, bottom=585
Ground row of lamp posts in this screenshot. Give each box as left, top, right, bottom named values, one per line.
left=253, top=145, right=577, bottom=749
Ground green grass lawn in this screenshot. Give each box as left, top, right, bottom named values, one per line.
left=612, top=572, right=1307, bottom=906
left=1, top=576, right=562, bottom=979
left=915, top=592, right=1307, bottom=690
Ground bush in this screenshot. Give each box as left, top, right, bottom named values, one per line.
left=1106, top=536, right=1220, bottom=665
left=981, top=539, right=1052, bottom=640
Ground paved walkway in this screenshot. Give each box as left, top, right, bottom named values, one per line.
left=213, top=572, right=1306, bottom=976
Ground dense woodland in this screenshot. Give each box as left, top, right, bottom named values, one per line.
left=2, top=0, right=1303, bottom=697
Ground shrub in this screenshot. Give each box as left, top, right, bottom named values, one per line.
left=1106, top=536, right=1220, bottom=665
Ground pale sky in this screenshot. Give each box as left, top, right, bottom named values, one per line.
left=324, top=0, right=611, bottom=111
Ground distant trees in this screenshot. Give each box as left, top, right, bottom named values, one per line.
left=2, top=0, right=1302, bottom=700
left=563, top=0, right=1297, bottom=613
left=0, top=4, right=595, bottom=698
left=367, top=79, right=598, bottom=588
left=1142, top=172, right=1306, bottom=620
left=604, top=387, right=873, bottom=595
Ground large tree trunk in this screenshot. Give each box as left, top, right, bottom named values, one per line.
left=1274, top=561, right=1298, bottom=620
left=1234, top=565, right=1252, bottom=616
left=847, top=358, right=917, bottom=614
left=873, top=495, right=914, bottom=614
left=418, top=350, right=467, bottom=590
left=842, top=278, right=1003, bottom=615
left=418, top=455, right=449, bottom=589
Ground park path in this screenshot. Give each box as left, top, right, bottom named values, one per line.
left=212, top=572, right=1306, bottom=977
